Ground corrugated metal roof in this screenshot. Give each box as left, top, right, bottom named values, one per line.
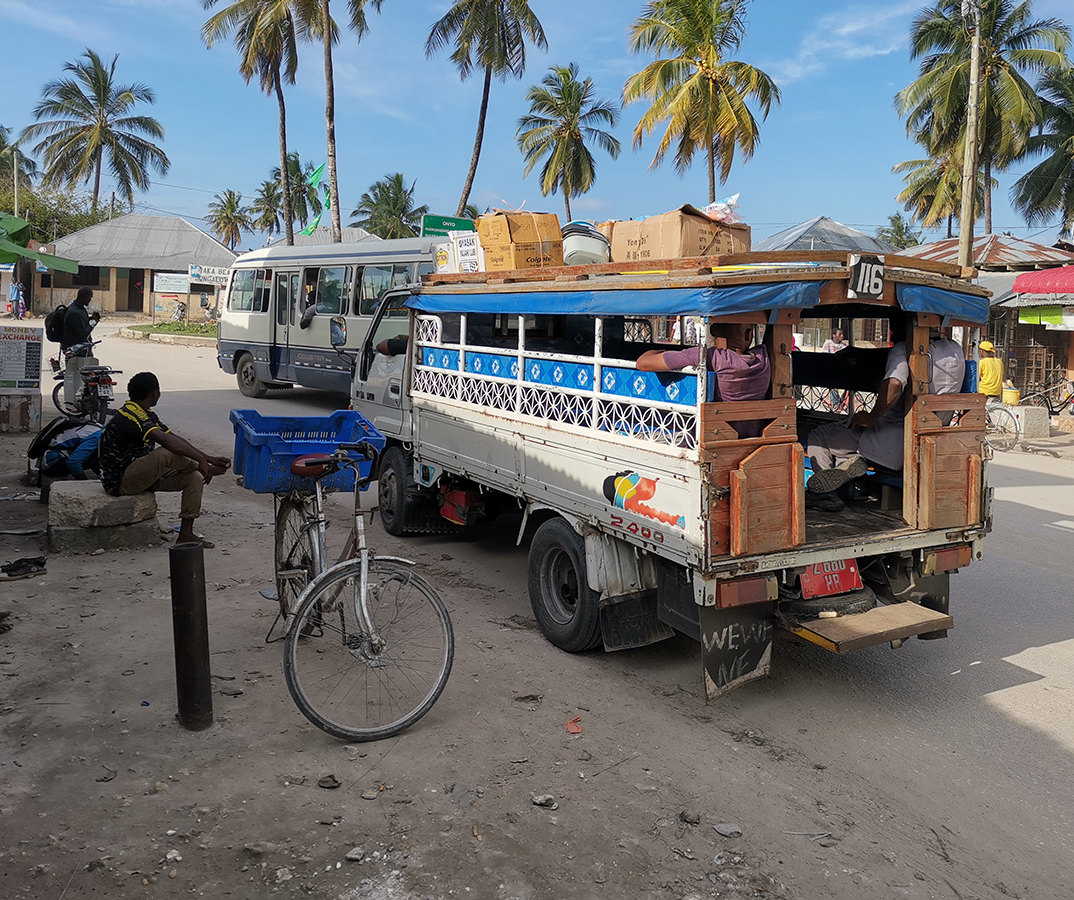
left=266, top=226, right=379, bottom=247
left=901, top=234, right=1074, bottom=269
left=54, top=214, right=236, bottom=270
left=752, top=216, right=897, bottom=254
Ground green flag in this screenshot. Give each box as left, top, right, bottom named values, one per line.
left=299, top=210, right=323, bottom=236
left=307, top=163, right=326, bottom=190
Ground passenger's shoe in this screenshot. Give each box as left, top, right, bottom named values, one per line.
left=804, top=491, right=845, bottom=512
left=806, top=455, right=868, bottom=496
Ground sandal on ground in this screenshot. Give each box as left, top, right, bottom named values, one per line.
left=1, top=556, right=46, bottom=574
left=0, top=561, right=46, bottom=580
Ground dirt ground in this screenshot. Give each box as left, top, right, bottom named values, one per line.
left=0, top=426, right=1062, bottom=900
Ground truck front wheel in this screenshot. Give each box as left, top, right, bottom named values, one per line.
left=378, top=446, right=410, bottom=536
left=528, top=518, right=602, bottom=652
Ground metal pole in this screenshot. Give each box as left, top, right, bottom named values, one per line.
left=957, top=1, right=982, bottom=270
left=13, top=147, right=18, bottom=218
left=169, top=541, right=213, bottom=731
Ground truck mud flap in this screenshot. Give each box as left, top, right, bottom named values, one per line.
left=780, top=602, right=953, bottom=654
left=599, top=590, right=675, bottom=651
left=700, top=603, right=775, bottom=700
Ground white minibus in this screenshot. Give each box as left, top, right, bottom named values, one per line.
left=217, top=237, right=439, bottom=396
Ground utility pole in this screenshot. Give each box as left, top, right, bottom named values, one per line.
left=109, top=192, right=116, bottom=220
left=13, top=146, right=18, bottom=218
left=957, top=0, right=982, bottom=270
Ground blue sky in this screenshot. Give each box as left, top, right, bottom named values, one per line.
left=1, top=0, right=1070, bottom=250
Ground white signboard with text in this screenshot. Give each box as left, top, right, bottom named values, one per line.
left=154, top=272, right=191, bottom=294
left=189, top=264, right=230, bottom=286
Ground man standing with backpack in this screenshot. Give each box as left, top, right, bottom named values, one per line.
left=54, top=287, right=100, bottom=404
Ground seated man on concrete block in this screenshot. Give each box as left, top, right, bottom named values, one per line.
left=805, top=328, right=965, bottom=511
left=98, top=372, right=230, bottom=548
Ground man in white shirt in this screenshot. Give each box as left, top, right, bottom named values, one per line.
left=805, top=331, right=965, bottom=508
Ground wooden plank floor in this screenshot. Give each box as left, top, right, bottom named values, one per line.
left=804, top=496, right=909, bottom=546
left=785, top=602, right=954, bottom=654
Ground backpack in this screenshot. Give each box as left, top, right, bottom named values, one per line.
left=45, top=304, right=68, bottom=343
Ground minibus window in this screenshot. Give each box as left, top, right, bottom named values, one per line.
left=360, top=265, right=393, bottom=315
left=228, top=270, right=255, bottom=311
left=417, top=262, right=435, bottom=282
left=315, top=266, right=350, bottom=315
left=253, top=268, right=272, bottom=312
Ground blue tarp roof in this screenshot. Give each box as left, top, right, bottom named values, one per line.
left=408, top=280, right=990, bottom=323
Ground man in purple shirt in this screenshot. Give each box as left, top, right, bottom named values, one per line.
left=636, top=323, right=772, bottom=437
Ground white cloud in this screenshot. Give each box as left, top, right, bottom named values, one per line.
left=0, top=0, right=110, bottom=44
left=764, top=2, right=920, bottom=85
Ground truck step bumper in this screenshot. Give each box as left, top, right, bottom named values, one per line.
left=780, top=602, right=953, bottom=654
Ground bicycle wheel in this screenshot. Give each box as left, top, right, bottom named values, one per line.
left=985, top=404, right=1019, bottom=453
left=284, top=558, right=453, bottom=742
left=51, top=381, right=82, bottom=417
left=275, top=496, right=317, bottom=619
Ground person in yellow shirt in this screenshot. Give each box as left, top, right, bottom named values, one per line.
left=977, top=340, right=1004, bottom=399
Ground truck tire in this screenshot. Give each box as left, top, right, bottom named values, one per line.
left=528, top=518, right=602, bottom=652
left=236, top=353, right=268, bottom=399
left=780, top=585, right=877, bottom=621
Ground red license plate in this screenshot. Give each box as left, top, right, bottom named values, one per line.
left=800, top=558, right=863, bottom=599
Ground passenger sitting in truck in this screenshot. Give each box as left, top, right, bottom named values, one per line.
left=805, top=328, right=964, bottom=509
left=635, top=323, right=771, bottom=437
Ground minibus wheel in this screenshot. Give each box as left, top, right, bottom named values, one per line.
left=236, top=353, right=267, bottom=398
left=528, top=518, right=602, bottom=652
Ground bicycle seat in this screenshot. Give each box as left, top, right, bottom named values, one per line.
left=290, top=454, right=336, bottom=477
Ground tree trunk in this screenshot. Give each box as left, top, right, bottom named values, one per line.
left=457, top=66, right=492, bottom=217
left=983, top=157, right=992, bottom=235
left=946, top=213, right=953, bottom=239
left=322, top=0, right=342, bottom=242
left=707, top=139, right=716, bottom=204
left=92, top=155, right=102, bottom=213
left=564, top=194, right=571, bottom=222
left=275, top=69, right=295, bottom=246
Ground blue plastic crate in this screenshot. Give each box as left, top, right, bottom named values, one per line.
left=229, top=409, right=385, bottom=494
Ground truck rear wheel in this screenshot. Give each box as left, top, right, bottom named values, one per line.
left=528, top=518, right=602, bottom=652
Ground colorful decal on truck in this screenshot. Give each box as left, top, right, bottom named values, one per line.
left=602, top=470, right=686, bottom=529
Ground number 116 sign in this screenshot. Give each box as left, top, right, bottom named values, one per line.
left=848, top=254, right=885, bottom=299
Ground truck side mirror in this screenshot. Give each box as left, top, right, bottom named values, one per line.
left=329, top=316, right=347, bottom=347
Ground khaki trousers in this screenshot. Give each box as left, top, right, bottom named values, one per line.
left=120, top=448, right=202, bottom=520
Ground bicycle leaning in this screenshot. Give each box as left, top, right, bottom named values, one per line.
left=271, top=441, right=454, bottom=742
left=1021, top=379, right=1074, bottom=418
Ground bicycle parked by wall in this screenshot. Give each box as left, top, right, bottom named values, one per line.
left=1021, top=379, right=1074, bottom=417
left=231, top=409, right=454, bottom=742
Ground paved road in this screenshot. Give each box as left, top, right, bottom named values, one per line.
left=89, top=331, right=1074, bottom=893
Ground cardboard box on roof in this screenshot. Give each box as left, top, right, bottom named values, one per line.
left=476, top=210, right=562, bottom=247
left=483, top=240, right=564, bottom=272
left=609, top=205, right=750, bottom=264
left=434, top=231, right=485, bottom=274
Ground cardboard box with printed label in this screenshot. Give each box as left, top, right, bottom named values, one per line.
left=434, top=231, right=486, bottom=274
left=476, top=210, right=562, bottom=247
left=609, top=205, right=751, bottom=264
left=483, top=241, right=565, bottom=272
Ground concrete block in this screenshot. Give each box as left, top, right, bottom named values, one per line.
left=1011, top=405, right=1051, bottom=439
left=48, top=480, right=157, bottom=528
left=49, top=519, right=165, bottom=554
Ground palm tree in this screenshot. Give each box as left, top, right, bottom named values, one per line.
left=876, top=213, right=923, bottom=250
left=207, top=189, right=253, bottom=250
left=0, top=125, right=38, bottom=194
left=271, top=153, right=323, bottom=230
left=21, top=50, right=169, bottom=212
left=894, top=154, right=994, bottom=237
left=426, top=0, right=547, bottom=216
left=1011, top=68, right=1074, bottom=236
left=516, top=64, right=621, bottom=222
left=250, top=179, right=283, bottom=237
left=896, top=0, right=1069, bottom=233
left=350, top=173, right=430, bottom=238
left=297, top=1, right=383, bottom=243
left=623, top=0, right=780, bottom=203
left=202, top=0, right=307, bottom=245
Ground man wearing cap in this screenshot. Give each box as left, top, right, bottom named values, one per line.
left=977, top=340, right=1003, bottom=400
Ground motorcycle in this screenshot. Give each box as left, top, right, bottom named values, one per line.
left=50, top=340, right=122, bottom=425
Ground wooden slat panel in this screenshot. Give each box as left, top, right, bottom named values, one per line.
left=729, top=443, right=804, bottom=556
left=769, top=324, right=795, bottom=401
left=784, top=602, right=954, bottom=654
left=700, top=399, right=797, bottom=447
